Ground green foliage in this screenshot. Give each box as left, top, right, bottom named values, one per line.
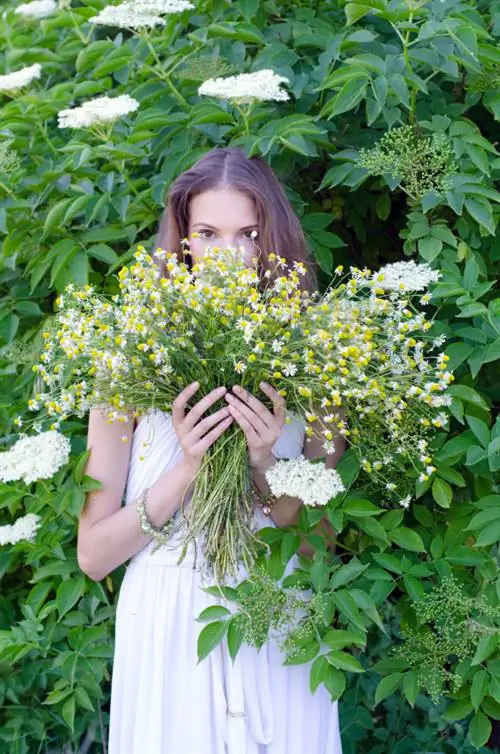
left=1, top=0, right=500, bottom=751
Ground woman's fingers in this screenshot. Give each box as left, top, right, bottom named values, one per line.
left=259, top=381, right=286, bottom=425
left=187, top=406, right=232, bottom=440
left=195, top=416, right=233, bottom=455
left=225, top=393, right=271, bottom=439
left=171, top=381, right=200, bottom=428
left=173, top=384, right=228, bottom=433
left=226, top=403, right=260, bottom=445
left=230, top=384, right=275, bottom=428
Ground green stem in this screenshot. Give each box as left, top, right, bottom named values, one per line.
left=141, top=33, right=189, bottom=108
left=398, top=2, right=417, bottom=123
left=35, top=122, right=58, bottom=156
left=0, top=179, right=12, bottom=196
left=233, top=102, right=252, bottom=135
left=68, top=10, right=90, bottom=45
left=112, top=159, right=140, bottom=197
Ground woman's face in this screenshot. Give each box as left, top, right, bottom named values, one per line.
left=187, top=188, right=260, bottom=266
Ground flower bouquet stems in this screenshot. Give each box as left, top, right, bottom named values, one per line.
left=178, top=425, right=256, bottom=580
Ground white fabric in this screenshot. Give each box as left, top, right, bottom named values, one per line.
left=108, top=409, right=343, bottom=754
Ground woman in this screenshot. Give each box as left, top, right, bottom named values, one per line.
left=77, top=147, right=345, bottom=754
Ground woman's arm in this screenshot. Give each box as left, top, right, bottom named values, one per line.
left=78, top=385, right=233, bottom=582
left=77, top=408, right=197, bottom=582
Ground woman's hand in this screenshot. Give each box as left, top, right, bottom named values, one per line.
left=224, top=382, right=286, bottom=472
left=172, top=382, right=233, bottom=476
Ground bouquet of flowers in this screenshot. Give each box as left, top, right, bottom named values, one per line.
left=22, top=244, right=452, bottom=578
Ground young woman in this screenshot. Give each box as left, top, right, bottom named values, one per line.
left=77, top=147, right=345, bottom=754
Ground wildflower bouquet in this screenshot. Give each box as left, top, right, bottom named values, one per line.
left=24, top=245, right=452, bottom=578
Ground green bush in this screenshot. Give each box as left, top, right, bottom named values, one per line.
left=0, top=0, right=499, bottom=751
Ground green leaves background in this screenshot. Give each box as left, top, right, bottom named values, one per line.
left=0, top=0, right=500, bottom=751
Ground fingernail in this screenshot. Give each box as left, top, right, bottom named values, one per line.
left=192, top=381, right=199, bottom=388
left=260, top=381, right=269, bottom=388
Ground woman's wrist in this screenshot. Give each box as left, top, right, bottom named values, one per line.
left=250, top=453, right=276, bottom=475
left=178, top=456, right=202, bottom=483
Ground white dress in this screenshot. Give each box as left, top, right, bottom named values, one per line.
left=108, top=409, right=343, bottom=754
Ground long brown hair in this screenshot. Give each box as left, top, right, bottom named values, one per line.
left=154, top=147, right=317, bottom=292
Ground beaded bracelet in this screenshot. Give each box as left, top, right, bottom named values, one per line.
left=135, top=487, right=175, bottom=545
left=252, top=484, right=276, bottom=517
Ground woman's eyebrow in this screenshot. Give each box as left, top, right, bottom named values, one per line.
left=192, top=223, right=258, bottom=230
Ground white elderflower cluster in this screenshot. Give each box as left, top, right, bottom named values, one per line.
left=0, top=513, right=41, bottom=546
left=89, top=0, right=194, bottom=29
left=14, top=0, right=57, bottom=18
left=0, top=430, right=71, bottom=484
left=199, top=69, right=290, bottom=103
left=0, top=63, right=42, bottom=93
left=265, top=455, right=345, bottom=507
left=57, top=94, right=140, bottom=129
left=364, top=260, right=441, bottom=293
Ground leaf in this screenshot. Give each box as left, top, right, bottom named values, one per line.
left=204, top=585, right=240, bottom=602
left=418, top=236, right=443, bottom=262
left=350, top=589, right=386, bottom=632
left=447, top=385, right=489, bottom=411
left=469, top=710, right=492, bottom=749
left=281, top=533, right=301, bottom=564
left=432, top=478, right=453, bottom=509
left=443, top=698, right=474, bottom=722
left=389, top=528, right=426, bottom=553
left=375, top=673, right=403, bottom=704
left=310, top=654, right=329, bottom=693
left=196, top=606, right=231, bottom=622
left=320, top=78, right=368, bottom=120
left=42, top=686, right=74, bottom=705
left=324, top=666, right=346, bottom=700
left=73, top=449, right=91, bottom=486
left=465, top=197, right=496, bottom=235
left=323, top=629, right=366, bottom=651
left=74, top=686, right=95, bottom=713
left=25, top=582, right=52, bottom=618
left=345, top=0, right=387, bottom=26
left=330, top=561, right=368, bottom=590
left=342, top=498, right=382, bottom=517
left=86, top=243, right=118, bottom=264
left=471, top=668, right=489, bottom=710
left=332, top=590, right=366, bottom=631
left=327, top=650, right=364, bottom=673
left=475, top=520, right=500, bottom=547
left=197, top=621, right=228, bottom=662
left=372, top=553, right=404, bottom=574
left=471, top=634, right=498, bottom=666
left=43, top=198, right=73, bottom=236
left=284, top=640, right=320, bottom=666
left=467, top=506, right=500, bottom=531
left=227, top=618, right=244, bottom=662
left=357, top=516, right=389, bottom=543
left=56, top=577, right=85, bottom=619
left=488, top=437, right=500, bottom=472
left=62, top=694, right=76, bottom=732
left=466, top=415, right=491, bottom=449
left=402, top=670, right=420, bottom=707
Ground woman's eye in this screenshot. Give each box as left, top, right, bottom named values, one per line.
left=199, top=229, right=216, bottom=239
left=243, top=230, right=257, bottom=239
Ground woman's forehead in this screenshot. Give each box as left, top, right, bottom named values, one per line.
left=189, top=189, right=258, bottom=227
